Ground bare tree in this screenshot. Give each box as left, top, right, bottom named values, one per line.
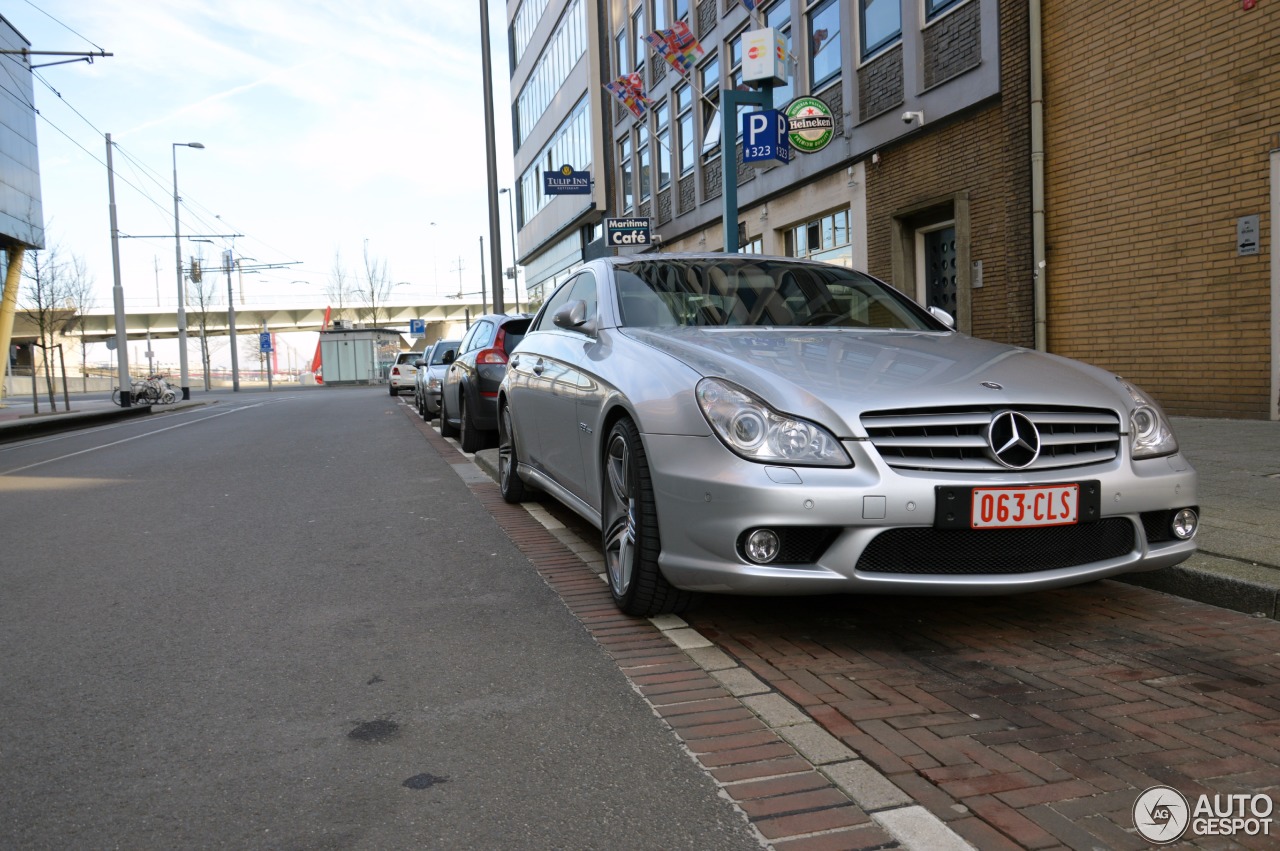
left=19, top=245, right=73, bottom=408
left=326, top=250, right=353, bottom=325
left=62, top=253, right=96, bottom=392
left=356, top=242, right=395, bottom=327
left=187, top=253, right=223, bottom=390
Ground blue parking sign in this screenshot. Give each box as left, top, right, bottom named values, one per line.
left=742, top=110, right=790, bottom=165
left=259, top=332, right=272, bottom=353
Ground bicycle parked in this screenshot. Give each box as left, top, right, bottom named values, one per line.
left=112, top=375, right=178, bottom=406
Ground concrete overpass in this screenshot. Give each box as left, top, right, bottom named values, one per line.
left=69, top=298, right=500, bottom=343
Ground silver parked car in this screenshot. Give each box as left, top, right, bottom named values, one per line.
left=497, top=255, right=1199, bottom=617
left=413, top=338, right=460, bottom=421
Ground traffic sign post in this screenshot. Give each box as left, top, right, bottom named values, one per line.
left=259, top=332, right=274, bottom=391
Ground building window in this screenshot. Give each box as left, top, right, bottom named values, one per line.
left=860, top=0, right=900, bottom=59
left=676, top=85, right=694, bottom=175
left=615, top=29, right=627, bottom=77
left=638, top=123, right=652, bottom=202
left=700, top=53, right=721, bottom=159
left=655, top=100, right=672, bottom=189
left=766, top=0, right=794, bottom=107
left=786, top=209, right=852, bottom=267
left=925, top=0, right=966, bottom=21
left=807, top=0, right=842, bottom=90
left=511, top=0, right=551, bottom=66
left=741, top=234, right=763, bottom=254
left=620, top=136, right=634, bottom=212
left=655, top=0, right=667, bottom=32
left=674, top=0, right=688, bottom=22
left=632, top=7, right=645, bottom=71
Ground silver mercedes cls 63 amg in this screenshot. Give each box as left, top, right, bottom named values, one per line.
left=497, top=255, right=1198, bottom=617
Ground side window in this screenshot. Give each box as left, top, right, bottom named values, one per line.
left=462, top=321, right=491, bottom=354
left=533, top=280, right=578, bottom=332
left=562, top=271, right=598, bottom=334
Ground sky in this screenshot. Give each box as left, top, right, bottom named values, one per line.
left=4, top=0, right=515, bottom=369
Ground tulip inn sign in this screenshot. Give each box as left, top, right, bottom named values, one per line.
left=543, top=164, right=592, bottom=195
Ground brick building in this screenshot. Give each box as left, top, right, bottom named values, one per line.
left=505, top=0, right=1276, bottom=419
left=1041, top=0, right=1277, bottom=419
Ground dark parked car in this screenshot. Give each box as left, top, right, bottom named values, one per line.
left=413, top=338, right=460, bottom=421
left=440, top=313, right=531, bottom=452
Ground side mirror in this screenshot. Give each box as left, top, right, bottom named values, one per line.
left=928, top=306, right=955, bottom=329
left=413, top=359, right=425, bottom=368
left=553, top=299, right=598, bottom=335
left=443, top=350, right=456, bottom=364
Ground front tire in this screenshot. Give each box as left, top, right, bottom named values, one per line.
left=601, top=418, right=697, bottom=617
left=498, top=401, right=529, bottom=503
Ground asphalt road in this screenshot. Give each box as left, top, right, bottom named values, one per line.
left=0, top=387, right=764, bottom=850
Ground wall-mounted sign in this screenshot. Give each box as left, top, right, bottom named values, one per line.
left=605, top=217, right=652, bottom=246
left=742, top=110, right=790, bottom=165
left=785, top=97, right=835, bottom=154
left=742, top=28, right=787, bottom=87
left=1237, top=215, right=1260, bottom=256
left=543, top=164, right=592, bottom=195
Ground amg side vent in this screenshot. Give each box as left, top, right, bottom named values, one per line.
left=861, top=406, right=1122, bottom=473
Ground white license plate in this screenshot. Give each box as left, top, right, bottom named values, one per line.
left=970, top=485, right=1079, bottom=529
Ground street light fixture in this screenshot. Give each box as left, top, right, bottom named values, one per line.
left=173, top=141, right=205, bottom=400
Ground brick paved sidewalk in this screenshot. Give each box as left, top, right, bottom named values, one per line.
left=409, top=404, right=1280, bottom=850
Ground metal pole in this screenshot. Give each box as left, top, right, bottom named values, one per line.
left=106, top=133, right=132, bottom=406
left=478, top=236, right=488, bottom=315
left=502, top=188, right=520, bottom=312
left=58, top=343, right=69, bottom=411
left=478, top=0, right=504, bottom=313
left=225, top=251, right=240, bottom=391
left=721, top=89, right=771, bottom=254
left=172, top=142, right=203, bottom=400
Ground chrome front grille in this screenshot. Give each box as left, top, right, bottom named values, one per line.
left=861, top=406, right=1122, bottom=472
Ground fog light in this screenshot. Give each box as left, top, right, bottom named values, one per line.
left=744, top=529, right=781, bottom=564
left=1172, top=508, right=1198, bottom=540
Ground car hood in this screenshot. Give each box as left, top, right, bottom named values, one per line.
left=621, top=327, right=1130, bottom=437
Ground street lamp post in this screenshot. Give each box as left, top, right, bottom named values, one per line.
left=499, top=187, right=519, bottom=312
left=173, top=141, right=205, bottom=400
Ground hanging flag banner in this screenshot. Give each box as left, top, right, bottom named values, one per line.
left=604, top=72, right=652, bottom=119
left=644, top=21, right=705, bottom=76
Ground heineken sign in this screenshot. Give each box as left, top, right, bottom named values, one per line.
left=785, top=97, right=835, bottom=154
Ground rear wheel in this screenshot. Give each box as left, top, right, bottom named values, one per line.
left=458, top=395, right=483, bottom=453
left=601, top=418, right=697, bottom=616
left=439, top=390, right=459, bottom=438
left=498, top=401, right=529, bottom=503
left=389, top=383, right=397, bottom=396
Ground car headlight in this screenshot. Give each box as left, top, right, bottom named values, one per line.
left=1120, top=379, right=1178, bottom=459
left=696, top=378, right=850, bottom=467
left=427, top=378, right=441, bottom=392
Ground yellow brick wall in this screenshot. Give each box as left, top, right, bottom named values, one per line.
left=1042, top=0, right=1276, bottom=417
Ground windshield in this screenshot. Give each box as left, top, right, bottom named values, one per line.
left=613, top=258, right=941, bottom=331
left=429, top=342, right=459, bottom=365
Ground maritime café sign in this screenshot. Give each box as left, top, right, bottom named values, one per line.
left=543, top=164, right=591, bottom=195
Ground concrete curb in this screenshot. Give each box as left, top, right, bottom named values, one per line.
left=0, top=404, right=152, bottom=443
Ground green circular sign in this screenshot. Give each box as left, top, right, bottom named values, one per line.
left=785, top=97, right=835, bottom=154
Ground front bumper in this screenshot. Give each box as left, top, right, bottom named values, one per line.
left=642, top=432, right=1198, bottom=596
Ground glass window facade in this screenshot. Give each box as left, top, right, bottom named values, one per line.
left=515, top=0, right=586, bottom=148
left=518, top=97, right=593, bottom=226
left=511, top=0, right=551, bottom=67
